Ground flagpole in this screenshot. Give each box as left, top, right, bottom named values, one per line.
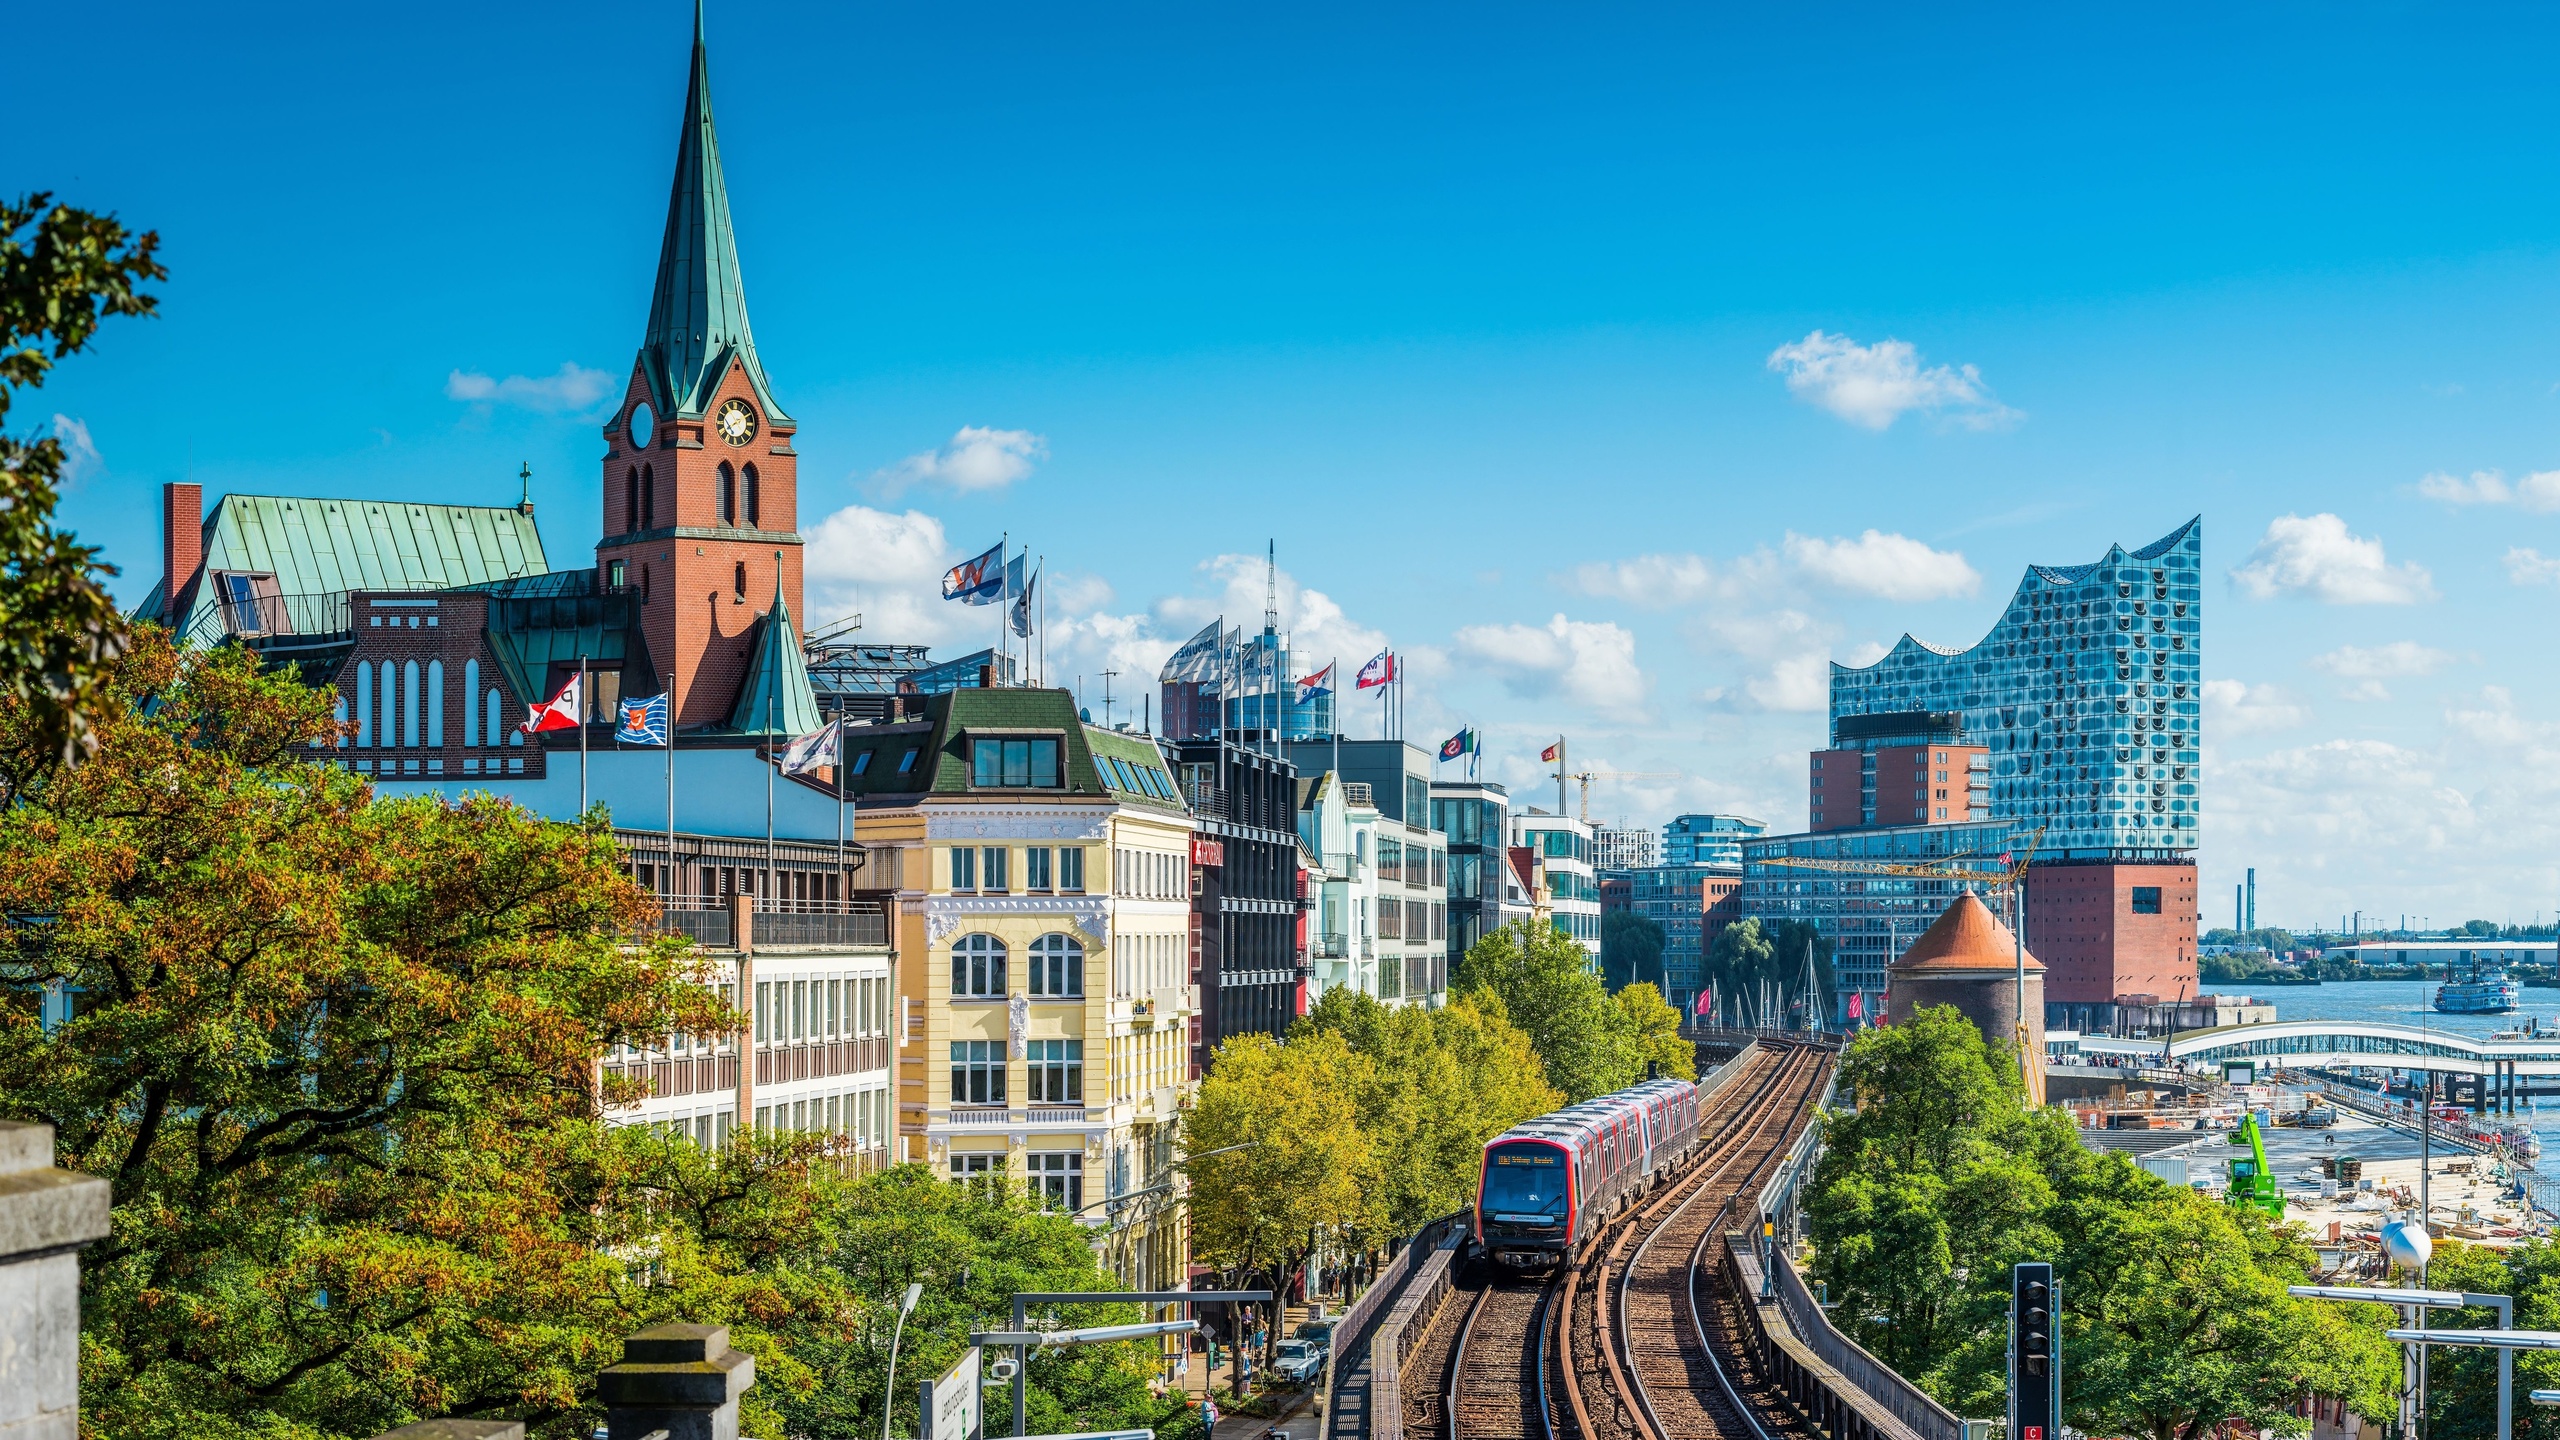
left=578, top=654, right=589, bottom=814
left=834, top=718, right=846, bottom=903
left=665, top=671, right=676, bottom=904
left=1331, top=656, right=1339, bottom=782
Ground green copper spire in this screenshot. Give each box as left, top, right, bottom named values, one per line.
left=641, top=2, right=787, bottom=422
left=727, top=561, right=823, bottom=735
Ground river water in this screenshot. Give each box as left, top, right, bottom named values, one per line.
left=2237, top=978, right=2560, bottom=1152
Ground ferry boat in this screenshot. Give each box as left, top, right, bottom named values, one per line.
left=2435, top=961, right=2520, bottom=1014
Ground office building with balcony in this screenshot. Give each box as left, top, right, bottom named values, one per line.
left=1297, top=771, right=1448, bottom=1008
left=1429, top=779, right=1511, bottom=978
left=1161, top=736, right=1306, bottom=1070
left=1808, top=713, right=1989, bottom=832
left=1662, top=814, right=1767, bottom=867
left=818, top=687, right=1198, bottom=1290
left=1511, top=809, right=1601, bottom=966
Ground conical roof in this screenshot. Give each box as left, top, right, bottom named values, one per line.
left=1891, top=891, right=2043, bottom=973
left=640, top=1, right=787, bottom=423
left=726, top=570, right=823, bottom=736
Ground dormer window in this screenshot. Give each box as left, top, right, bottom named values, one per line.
left=971, top=735, right=1062, bottom=788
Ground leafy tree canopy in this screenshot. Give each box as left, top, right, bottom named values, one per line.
left=1454, top=920, right=1638, bottom=1102
left=1705, top=917, right=1834, bottom=1027
left=1599, top=909, right=1664, bottom=992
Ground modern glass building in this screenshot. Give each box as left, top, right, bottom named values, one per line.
left=1740, top=820, right=2030, bottom=1021
left=1663, top=814, right=1768, bottom=867
left=1429, top=780, right=1511, bottom=975
left=1826, top=518, right=2200, bottom=862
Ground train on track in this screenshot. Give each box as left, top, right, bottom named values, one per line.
left=1470, top=1077, right=1702, bottom=1271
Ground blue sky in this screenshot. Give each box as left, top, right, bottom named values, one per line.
left=31, top=2, right=2560, bottom=929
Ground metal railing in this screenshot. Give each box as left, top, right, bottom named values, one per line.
left=655, top=898, right=735, bottom=949
left=185, top=589, right=354, bottom=648
left=750, top=901, right=888, bottom=949
left=1754, top=1238, right=1963, bottom=1440
left=1312, top=932, right=1349, bottom=959
left=1184, top=783, right=1226, bottom=820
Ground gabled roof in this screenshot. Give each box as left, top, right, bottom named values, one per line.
left=723, top=578, right=823, bottom=736
left=638, top=2, right=785, bottom=423
left=824, top=688, right=1189, bottom=813
left=158, top=493, right=548, bottom=644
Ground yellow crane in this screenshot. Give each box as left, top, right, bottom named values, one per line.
left=1569, top=769, right=1677, bottom=824
left=1760, top=824, right=2050, bottom=1104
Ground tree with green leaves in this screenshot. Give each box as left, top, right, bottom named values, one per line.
left=0, top=193, right=160, bottom=767
left=1706, top=916, right=1834, bottom=1026
left=1454, top=920, right=1639, bottom=1102
left=1599, top=909, right=1664, bottom=991
left=1612, top=982, right=1695, bottom=1082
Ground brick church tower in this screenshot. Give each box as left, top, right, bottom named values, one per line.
left=595, top=4, right=803, bottom=730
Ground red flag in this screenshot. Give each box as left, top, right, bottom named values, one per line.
left=1848, top=991, right=1864, bottom=1020
left=519, top=673, right=583, bottom=734
left=1693, top=989, right=1711, bottom=1016
left=1541, top=741, right=1561, bottom=762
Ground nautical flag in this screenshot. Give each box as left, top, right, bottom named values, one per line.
left=1295, top=663, right=1334, bottom=704
left=520, top=672, right=582, bottom=734
left=942, top=541, right=1006, bottom=605
left=1540, top=741, right=1562, bottom=762
left=1847, top=991, right=1864, bottom=1021
left=1694, top=988, right=1712, bottom=1017
left=1159, top=618, right=1227, bottom=685
left=777, top=720, right=842, bottom=777
left=1439, top=727, right=1478, bottom=762
left=1009, top=562, right=1037, bottom=638
left=615, top=692, right=669, bottom=746
left=1355, top=649, right=1397, bottom=690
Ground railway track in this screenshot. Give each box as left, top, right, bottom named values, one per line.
left=1416, top=1042, right=1832, bottom=1440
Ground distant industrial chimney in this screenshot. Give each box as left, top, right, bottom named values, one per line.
left=161, top=482, right=202, bottom=624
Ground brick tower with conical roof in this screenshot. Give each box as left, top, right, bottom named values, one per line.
left=1884, top=891, right=2046, bottom=1062
left=596, top=1, right=803, bottom=730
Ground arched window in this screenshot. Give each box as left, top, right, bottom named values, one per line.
left=734, top=561, right=747, bottom=599
left=625, top=467, right=638, bottom=533
left=743, top=463, right=760, bottom=528
left=354, top=662, right=373, bottom=747
left=718, top=462, right=736, bottom=525
left=951, top=933, right=1007, bottom=998
left=463, top=660, right=480, bottom=745
left=642, top=464, right=655, bottom=529
left=403, top=661, right=421, bottom=747
left=427, top=660, right=444, bottom=747
left=1029, top=934, right=1084, bottom=998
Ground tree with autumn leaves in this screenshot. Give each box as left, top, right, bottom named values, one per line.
left=0, top=631, right=1189, bottom=1440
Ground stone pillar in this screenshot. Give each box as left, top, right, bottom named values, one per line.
left=0, top=1121, right=113, bottom=1440
left=599, top=1322, right=755, bottom=1440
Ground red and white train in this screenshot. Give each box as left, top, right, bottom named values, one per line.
left=1470, top=1077, right=1703, bottom=1270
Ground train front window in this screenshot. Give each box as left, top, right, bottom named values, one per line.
left=1482, top=1145, right=1566, bottom=1220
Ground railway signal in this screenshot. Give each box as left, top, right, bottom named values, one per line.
left=2011, top=1262, right=2058, bottom=1440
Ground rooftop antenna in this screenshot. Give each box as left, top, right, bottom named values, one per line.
left=1101, top=669, right=1118, bottom=730
left=516, top=462, right=534, bottom=516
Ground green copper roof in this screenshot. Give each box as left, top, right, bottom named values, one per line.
left=723, top=576, right=823, bottom=736
left=639, top=3, right=786, bottom=424
left=484, top=578, right=638, bottom=718
left=165, top=493, right=548, bottom=643
left=822, top=687, right=1191, bottom=813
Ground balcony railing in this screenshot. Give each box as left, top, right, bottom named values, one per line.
left=184, top=589, right=353, bottom=650
left=1184, top=783, right=1226, bottom=820
left=656, top=898, right=735, bottom=949
left=948, top=1107, right=1012, bottom=1126
left=1312, top=932, right=1349, bottom=959
left=1027, top=1106, right=1087, bottom=1124
left=751, top=899, right=889, bottom=949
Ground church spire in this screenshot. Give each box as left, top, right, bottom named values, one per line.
left=640, top=1, right=786, bottom=422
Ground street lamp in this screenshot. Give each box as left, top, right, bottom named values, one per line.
left=884, top=1281, right=924, bottom=1440
left=2288, top=1287, right=2513, bottom=1440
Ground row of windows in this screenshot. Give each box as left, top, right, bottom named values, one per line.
left=950, top=845, right=1088, bottom=894
left=950, top=1151, right=1083, bottom=1213
left=1374, top=899, right=1446, bottom=941
left=950, top=1039, right=1085, bottom=1105
left=753, top=1086, right=890, bottom=1147
left=1115, top=847, right=1186, bottom=899
left=619, top=460, right=764, bottom=533
left=950, top=932, right=1087, bottom=998
left=753, top=973, right=890, bottom=1046
left=1375, top=838, right=1449, bottom=887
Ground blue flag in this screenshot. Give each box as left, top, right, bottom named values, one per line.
left=616, top=692, right=669, bottom=746
left=943, top=542, right=1006, bottom=605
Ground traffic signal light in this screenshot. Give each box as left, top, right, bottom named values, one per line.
left=2011, top=1262, right=2057, bottom=1440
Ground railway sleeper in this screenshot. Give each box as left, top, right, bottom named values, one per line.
left=1715, top=1232, right=1934, bottom=1440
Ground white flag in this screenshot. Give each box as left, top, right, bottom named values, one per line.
left=777, top=719, right=841, bottom=776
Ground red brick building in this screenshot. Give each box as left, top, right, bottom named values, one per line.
left=2025, top=860, right=2199, bottom=1016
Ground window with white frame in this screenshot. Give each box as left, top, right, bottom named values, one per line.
left=951, top=933, right=1007, bottom=998
left=1028, top=1151, right=1082, bottom=1212
left=1028, top=1039, right=1082, bottom=1103
left=1029, top=933, right=1084, bottom=998
left=951, top=1040, right=1006, bottom=1105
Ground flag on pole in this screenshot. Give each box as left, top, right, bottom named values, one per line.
left=1009, top=562, right=1038, bottom=638
left=942, top=541, right=1006, bottom=604
left=1295, top=662, right=1334, bottom=704
left=1847, top=991, right=1864, bottom=1020
left=520, top=672, right=582, bottom=734
left=1540, top=740, right=1562, bottom=762
left=777, top=719, right=842, bottom=777
left=1438, top=727, right=1478, bottom=762
left=1355, top=649, right=1397, bottom=689
left=615, top=692, right=669, bottom=746
left=1694, top=988, right=1712, bottom=1017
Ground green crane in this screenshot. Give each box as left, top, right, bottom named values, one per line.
left=2225, top=1111, right=2285, bottom=1218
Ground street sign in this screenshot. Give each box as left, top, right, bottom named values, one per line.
left=2011, top=1262, right=2058, bottom=1440
left=920, top=1345, right=982, bottom=1440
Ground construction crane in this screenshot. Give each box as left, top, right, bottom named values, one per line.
left=1569, top=769, right=1677, bottom=824
left=1762, top=824, right=2050, bottom=1104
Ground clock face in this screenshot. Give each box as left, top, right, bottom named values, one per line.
left=627, top=402, right=654, bottom=450
left=715, top=398, right=758, bottom=447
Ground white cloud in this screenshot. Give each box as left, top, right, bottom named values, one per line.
left=48, top=414, right=100, bottom=487
left=2200, top=678, right=2307, bottom=736
left=1559, top=552, right=1720, bottom=608
left=1765, top=330, right=2020, bottom=431
left=1783, top=530, right=1980, bottom=600
left=2230, top=513, right=2435, bottom=604
left=803, top=503, right=957, bottom=644
left=2309, top=641, right=2455, bottom=680
left=443, top=363, right=616, bottom=412
left=1745, top=653, right=1831, bottom=712
left=870, top=426, right=1047, bottom=496
left=2417, top=468, right=2560, bottom=511
left=2505, top=547, right=2560, bottom=585
left=1451, top=614, right=1649, bottom=711
left=1689, top=607, right=1831, bottom=662
left=1157, top=554, right=1390, bottom=677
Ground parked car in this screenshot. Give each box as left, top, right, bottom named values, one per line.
left=1273, top=1340, right=1323, bottom=1385
left=1293, top=1318, right=1336, bottom=1356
